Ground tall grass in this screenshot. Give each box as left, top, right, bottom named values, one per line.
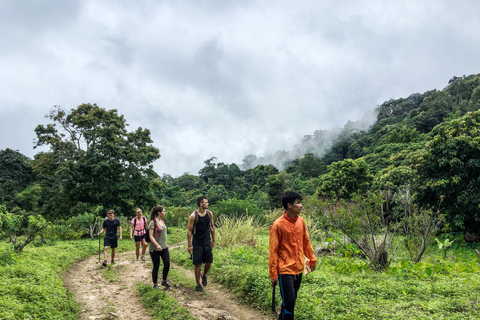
left=216, top=215, right=266, bottom=248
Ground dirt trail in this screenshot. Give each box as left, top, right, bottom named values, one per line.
left=64, top=248, right=274, bottom=320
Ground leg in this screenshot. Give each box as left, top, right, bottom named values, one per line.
left=135, top=241, right=141, bottom=260
left=194, top=264, right=202, bottom=285
left=203, top=263, right=211, bottom=276
left=149, top=250, right=160, bottom=286
left=141, top=239, right=148, bottom=255
left=111, top=248, right=116, bottom=262
left=278, top=274, right=301, bottom=320
left=160, top=248, right=171, bottom=281
left=103, top=246, right=109, bottom=262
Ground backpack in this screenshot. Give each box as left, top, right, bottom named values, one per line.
left=134, top=216, right=150, bottom=243
left=193, top=210, right=213, bottom=234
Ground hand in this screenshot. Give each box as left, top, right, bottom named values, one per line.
left=187, top=246, right=193, bottom=254
left=119, top=236, right=123, bottom=240
left=271, top=278, right=278, bottom=287
left=211, top=240, right=215, bottom=248
left=130, top=235, right=133, bottom=240
left=156, top=245, right=162, bottom=252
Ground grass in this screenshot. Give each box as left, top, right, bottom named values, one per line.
left=168, top=222, right=480, bottom=320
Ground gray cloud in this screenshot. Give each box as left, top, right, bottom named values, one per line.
left=1, top=0, right=480, bottom=176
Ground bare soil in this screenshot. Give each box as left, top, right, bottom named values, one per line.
left=64, top=249, right=274, bottom=320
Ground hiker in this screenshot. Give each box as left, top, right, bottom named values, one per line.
left=97, top=209, right=123, bottom=267
left=129, top=208, right=148, bottom=262
left=187, top=196, right=215, bottom=292
left=148, top=205, right=171, bottom=289
left=269, top=191, right=317, bottom=320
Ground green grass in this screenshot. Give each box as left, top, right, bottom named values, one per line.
left=0, top=236, right=130, bottom=320
left=169, top=226, right=480, bottom=320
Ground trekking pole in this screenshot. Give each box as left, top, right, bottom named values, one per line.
left=98, top=218, right=101, bottom=263
left=271, top=282, right=277, bottom=315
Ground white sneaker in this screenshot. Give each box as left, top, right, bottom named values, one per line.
left=141, top=255, right=146, bottom=261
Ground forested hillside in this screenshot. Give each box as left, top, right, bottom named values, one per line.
left=1, top=73, right=480, bottom=240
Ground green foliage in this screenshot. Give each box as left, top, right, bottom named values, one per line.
left=33, top=104, right=160, bottom=218
left=0, top=149, right=34, bottom=209
left=0, top=239, right=111, bottom=320
left=162, top=206, right=192, bottom=228
left=137, top=283, right=195, bottom=320
left=215, top=215, right=265, bottom=248
left=209, top=198, right=264, bottom=219
left=416, top=110, right=480, bottom=232
left=320, top=158, right=373, bottom=198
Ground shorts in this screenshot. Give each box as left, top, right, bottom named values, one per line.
left=192, top=244, right=213, bottom=265
left=134, top=233, right=146, bottom=242
left=104, top=237, right=118, bottom=248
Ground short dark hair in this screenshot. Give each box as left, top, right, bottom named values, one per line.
left=197, top=196, right=207, bottom=207
left=107, top=209, right=115, bottom=215
left=282, top=191, right=303, bottom=210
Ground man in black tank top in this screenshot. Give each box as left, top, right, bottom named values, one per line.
left=187, top=196, right=215, bottom=292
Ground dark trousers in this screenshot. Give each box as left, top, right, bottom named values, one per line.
left=278, top=273, right=303, bottom=320
left=149, top=248, right=170, bottom=284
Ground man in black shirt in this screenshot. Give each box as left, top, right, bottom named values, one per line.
left=187, top=196, right=215, bottom=291
left=97, top=209, right=123, bottom=267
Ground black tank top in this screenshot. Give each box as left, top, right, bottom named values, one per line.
left=193, top=212, right=211, bottom=246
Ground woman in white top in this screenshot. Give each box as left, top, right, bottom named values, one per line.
left=129, top=208, right=148, bottom=261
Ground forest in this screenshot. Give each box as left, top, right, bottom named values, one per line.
left=2, top=73, right=480, bottom=319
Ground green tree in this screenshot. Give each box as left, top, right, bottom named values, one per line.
left=0, top=149, right=34, bottom=208
left=33, top=104, right=160, bottom=217
left=320, top=158, right=373, bottom=199
left=416, top=111, right=480, bottom=232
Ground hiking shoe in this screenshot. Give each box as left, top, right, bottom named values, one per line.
left=162, top=280, right=172, bottom=288
left=141, top=255, right=146, bottom=261
left=111, top=259, right=115, bottom=264
left=102, top=260, right=107, bottom=267
left=153, top=285, right=159, bottom=289
left=196, top=284, right=204, bottom=292
left=202, top=274, right=208, bottom=286
left=136, top=259, right=139, bottom=262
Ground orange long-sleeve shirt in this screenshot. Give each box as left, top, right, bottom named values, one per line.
left=269, top=212, right=317, bottom=279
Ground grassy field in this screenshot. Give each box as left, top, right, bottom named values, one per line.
left=170, top=227, right=480, bottom=320
left=2, top=224, right=480, bottom=319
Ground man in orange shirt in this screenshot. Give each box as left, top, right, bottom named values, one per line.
left=269, top=191, right=317, bottom=320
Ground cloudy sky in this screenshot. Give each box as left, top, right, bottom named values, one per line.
left=1, top=0, right=480, bottom=177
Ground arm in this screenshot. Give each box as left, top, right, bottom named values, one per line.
left=187, top=213, right=195, bottom=254
left=269, top=223, right=279, bottom=286
left=97, top=227, right=106, bottom=236
left=149, top=227, right=162, bottom=252
left=118, top=225, right=123, bottom=240
left=130, top=222, right=134, bottom=240
left=210, top=211, right=215, bottom=248
left=303, top=224, right=317, bottom=271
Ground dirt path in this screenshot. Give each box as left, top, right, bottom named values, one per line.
left=64, top=249, right=274, bottom=320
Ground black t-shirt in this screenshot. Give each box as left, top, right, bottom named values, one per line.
left=103, top=218, right=121, bottom=239
left=192, top=211, right=211, bottom=246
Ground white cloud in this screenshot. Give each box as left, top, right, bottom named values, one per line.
left=1, top=0, right=480, bottom=176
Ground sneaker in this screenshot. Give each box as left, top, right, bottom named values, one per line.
left=196, top=284, right=204, bottom=292
left=102, top=260, right=107, bottom=267
left=153, top=285, right=159, bottom=289
left=141, top=255, right=146, bottom=261
left=111, top=259, right=115, bottom=264
left=136, top=259, right=139, bottom=262
left=162, top=280, right=172, bottom=288
left=202, top=274, right=208, bottom=287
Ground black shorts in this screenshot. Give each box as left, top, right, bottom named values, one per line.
left=104, top=237, right=118, bottom=248
left=134, top=233, right=146, bottom=242
left=192, top=244, right=213, bottom=265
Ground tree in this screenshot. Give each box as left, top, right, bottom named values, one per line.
left=416, top=111, right=480, bottom=232
left=33, top=104, right=160, bottom=217
left=319, top=158, right=373, bottom=199
left=0, top=149, right=34, bottom=209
